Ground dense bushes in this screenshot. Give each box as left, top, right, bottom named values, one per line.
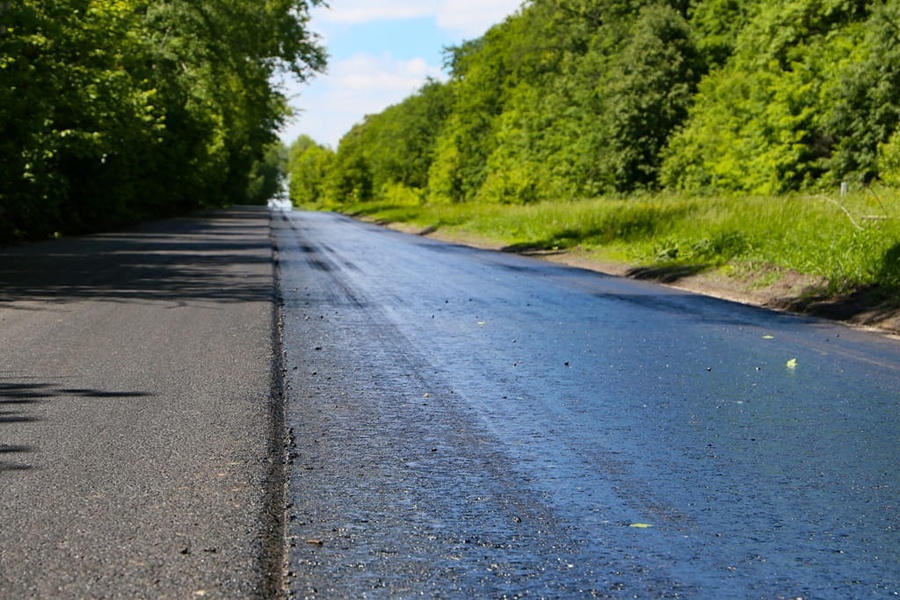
left=1, top=0, right=324, bottom=244
left=291, top=0, right=900, bottom=208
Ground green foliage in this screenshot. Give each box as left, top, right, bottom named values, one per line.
left=324, top=0, right=708, bottom=204
left=598, top=3, right=703, bottom=190
left=338, top=187, right=900, bottom=294
left=0, top=0, right=325, bottom=244
left=247, top=142, right=289, bottom=205
left=311, top=0, right=899, bottom=213
left=822, top=1, right=900, bottom=184
left=662, top=0, right=897, bottom=194
left=326, top=122, right=373, bottom=204
left=429, top=28, right=512, bottom=203
left=288, top=135, right=335, bottom=207
left=879, top=128, right=900, bottom=186
left=362, top=79, right=452, bottom=194
left=688, top=0, right=761, bottom=67
left=1, top=0, right=152, bottom=238
left=304, top=79, right=451, bottom=206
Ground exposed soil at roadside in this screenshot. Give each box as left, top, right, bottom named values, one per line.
left=379, top=221, right=900, bottom=337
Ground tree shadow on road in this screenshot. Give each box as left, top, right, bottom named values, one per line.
left=0, top=207, right=274, bottom=306
left=0, top=379, right=152, bottom=473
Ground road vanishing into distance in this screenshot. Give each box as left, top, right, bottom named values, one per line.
left=0, top=207, right=897, bottom=598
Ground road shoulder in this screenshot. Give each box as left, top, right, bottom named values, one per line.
left=0, top=207, right=281, bottom=598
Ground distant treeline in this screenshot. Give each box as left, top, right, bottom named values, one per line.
left=290, top=0, right=900, bottom=208
left=1, top=1, right=325, bottom=244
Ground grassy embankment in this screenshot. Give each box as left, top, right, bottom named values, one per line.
left=310, top=189, right=900, bottom=325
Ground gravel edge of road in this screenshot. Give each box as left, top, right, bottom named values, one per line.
left=264, top=214, right=290, bottom=598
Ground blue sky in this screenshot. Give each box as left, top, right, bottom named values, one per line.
left=278, top=0, right=524, bottom=149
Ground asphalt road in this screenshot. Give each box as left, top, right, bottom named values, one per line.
left=2, top=208, right=897, bottom=599
left=275, top=210, right=900, bottom=599
left=0, top=208, right=280, bottom=598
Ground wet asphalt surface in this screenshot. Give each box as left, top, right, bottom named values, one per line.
left=1, top=207, right=896, bottom=599
left=275, top=210, right=900, bottom=599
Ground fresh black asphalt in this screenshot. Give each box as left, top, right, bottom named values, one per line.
left=1, top=207, right=898, bottom=598
left=275, top=210, right=899, bottom=598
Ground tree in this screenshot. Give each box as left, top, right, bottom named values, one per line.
left=316, top=0, right=899, bottom=206
left=288, top=135, right=334, bottom=207
left=0, top=0, right=158, bottom=239
left=600, top=3, right=703, bottom=190
left=0, top=0, right=326, bottom=244
left=247, top=142, right=289, bottom=205
left=326, top=123, right=372, bottom=204
left=661, top=0, right=872, bottom=193
left=823, top=0, right=900, bottom=184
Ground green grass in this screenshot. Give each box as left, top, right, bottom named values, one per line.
left=306, top=187, right=900, bottom=296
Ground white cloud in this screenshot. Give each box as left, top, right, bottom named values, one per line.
left=313, top=1, right=439, bottom=25
left=313, top=0, right=522, bottom=36
left=334, top=54, right=437, bottom=92
left=436, top=0, right=523, bottom=37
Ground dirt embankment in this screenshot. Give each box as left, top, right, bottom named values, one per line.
left=385, top=221, right=900, bottom=337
